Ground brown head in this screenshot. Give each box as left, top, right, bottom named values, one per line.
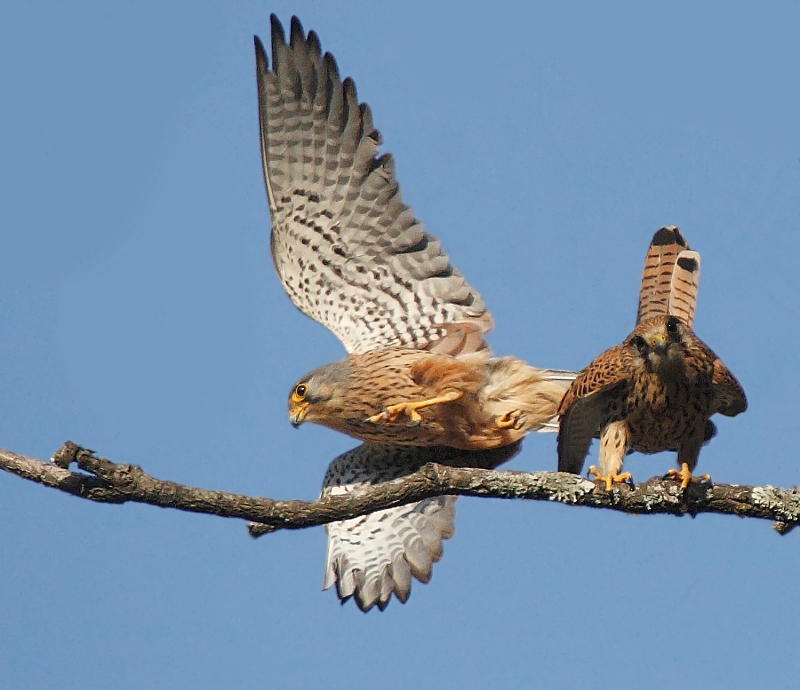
left=627, top=314, right=700, bottom=375
left=288, top=359, right=353, bottom=428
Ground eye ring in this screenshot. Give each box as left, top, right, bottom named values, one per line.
left=294, top=384, right=307, bottom=399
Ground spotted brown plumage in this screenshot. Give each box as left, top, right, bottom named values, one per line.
left=557, top=229, right=746, bottom=490
left=257, top=16, right=576, bottom=610
left=289, top=347, right=572, bottom=450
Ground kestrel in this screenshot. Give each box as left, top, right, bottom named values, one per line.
left=255, top=16, right=575, bottom=610
left=557, top=228, right=746, bottom=490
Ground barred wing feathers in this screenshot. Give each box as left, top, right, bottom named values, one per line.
left=256, top=16, right=492, bottom=356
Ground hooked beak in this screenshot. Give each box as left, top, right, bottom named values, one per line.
left=649, top=333, right=669, bottom=356
left=289, top=403, right=309, bottom=428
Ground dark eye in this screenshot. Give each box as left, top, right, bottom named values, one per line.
left=666, top=317, right=680, bottom=337
left=295, top=384, right=307, bottom=399
left=631, top=335, right=647, bottom=352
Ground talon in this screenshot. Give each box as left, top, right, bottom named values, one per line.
left=366, top=404, right=405, bottom=426
left=366, top=402, right=425, bottom=426
left=497, top=410, right=526, bottom=430
left=665, top=462, right=710, bottom=490
left=588, top=465, right=633, bottom=492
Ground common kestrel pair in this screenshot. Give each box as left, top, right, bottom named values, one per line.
left=254, top=16, right=746, bottom=611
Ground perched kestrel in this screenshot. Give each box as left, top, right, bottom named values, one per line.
left=557, top=228, right=746, bottom=490
left=255, top=16, right=575, bottom=610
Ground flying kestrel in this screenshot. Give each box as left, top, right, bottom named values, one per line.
left=255, top=16, right=575, bottom=610
left=557, top=228, right=747, bottom=490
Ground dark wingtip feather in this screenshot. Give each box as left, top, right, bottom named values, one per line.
left=253, top=35, right=268, bottom=71
left=342, top=76, right=358, bottom=104
left=323, top=51, right=340, bottom=81
left=307, top=30, right=322, bottom=57
left=270, top=14, right=286, bottom=66
left=289, top=15, right=305, bottom=47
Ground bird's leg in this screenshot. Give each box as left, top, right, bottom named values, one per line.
left=496, top=410, right=526, bottom=430
left=366, top=390, right=464, bottom=426
left=666, top=430, right=709, bottom=489
left=590, top=421, right=633, bottom=491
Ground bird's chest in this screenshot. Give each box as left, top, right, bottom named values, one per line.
left=625, top=370, right=713, bottom=453
left=345, top=351, right=426, bottom=411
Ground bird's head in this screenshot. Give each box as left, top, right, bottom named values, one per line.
left=628, top=315, right=689, bottom=373
left=287, top=359, right=352, bottom=428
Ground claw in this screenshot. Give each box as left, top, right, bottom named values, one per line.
left=588, top=465, right=633, bottom=492
left=665, top=462, right=710, bottom=490
left=366, top=402, right=420, bottom=426
left=497, top=410, right=526, bottom=430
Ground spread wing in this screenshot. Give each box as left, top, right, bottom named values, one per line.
left=637, top=226, right=700, bottom=328
left=557, top=345, right=631, bottom=474
left=711, top=358, right=748, bottom=417
left=321, top=442, right=519, bottom=612
left=255, top=16, right=492, bottom=356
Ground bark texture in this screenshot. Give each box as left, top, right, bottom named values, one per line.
left=1, top=442, right=798, bottom=536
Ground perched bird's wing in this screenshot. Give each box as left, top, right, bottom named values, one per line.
left=637, top=226, right=700, bottom=328
left=255, top=16, right=492, bottom=356
left=557, top=345, right=631, bottom=474
left=711, top=358, right=748, bottom=417
left=321, top=442, right=519, bottom=612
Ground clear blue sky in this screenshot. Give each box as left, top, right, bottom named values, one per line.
left=2, top=1, right=799, bottom=687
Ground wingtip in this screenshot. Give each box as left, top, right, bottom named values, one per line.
left=289, top=16, right=305, bottom=46
left=270, top=13, right=284, bottom=38
left=253, top=34, right=267, bottom=68
left=270, top=13, right=287, bottom=60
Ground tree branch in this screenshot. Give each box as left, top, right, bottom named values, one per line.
left=2, top=441, right=799, bottom=536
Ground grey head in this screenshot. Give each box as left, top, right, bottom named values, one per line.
left=288, top=358, right=353, bottom=428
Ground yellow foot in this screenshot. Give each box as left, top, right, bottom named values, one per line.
left=367, top=402, right=424, bottom=426
left=366, top=390, right=464, bottom=427
left=588, top=466, right=633, bottom=492
left=496, top=410, right=526, bottom=430
left=665, top=462, right=710, bottom=490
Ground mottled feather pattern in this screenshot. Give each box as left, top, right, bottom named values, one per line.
left=258, top=16, right=577, bottom=610
left=557, top=344, right=632, bottom=412
left=321, top=443, right=520, bottom=611
left=302, top=347, right=573, bottom=449
left=558, top=316, right=746, bottom=477
left=256, top=17, right=491, bottom=355
left=711, top=358, right=748, bottom=416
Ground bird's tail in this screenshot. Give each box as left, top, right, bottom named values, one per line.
left=483, top=358, right=577, bottom=434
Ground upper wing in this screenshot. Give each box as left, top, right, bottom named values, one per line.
left=321, top=442, right=519, bottom=612
left=637, top=226, right=700, bottom=328
left=711, top=358, right=748, bottom=417
left=255, top=16, right=492, bottom=355
left=557, top=345, right=631, bottom=474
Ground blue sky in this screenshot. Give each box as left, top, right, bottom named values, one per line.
left=1, top=0, right=799, bottom=687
